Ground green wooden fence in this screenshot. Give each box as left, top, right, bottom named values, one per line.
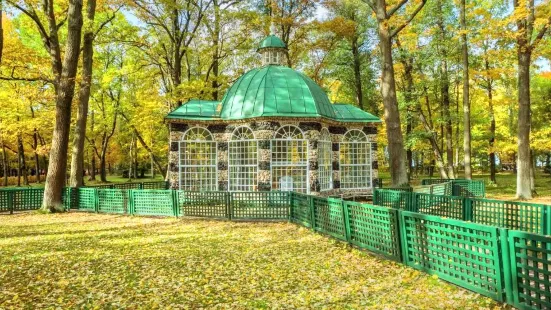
left=421, top=179, right=486, bottom=197
left=1, top=185, right=551, bottom=309
left=375, top=189, right=551, bottom=235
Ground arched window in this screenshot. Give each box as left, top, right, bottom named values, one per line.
left=318, top=128, right=333, bottom=191
left=229, top=126, right=257, bottom=191
left=179, top=127, right=217, bottom=191
left=340, top=129, right=371, bottom=189
left=271, top=125, right=308, bottom=193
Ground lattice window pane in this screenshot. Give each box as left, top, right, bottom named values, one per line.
left=229, top=127, right=258, bottom=191
left=271, top=166, right=308, bottom=193
left=318, top=128, right=332, bottom=191
left=179, top=127, right=217, bottom=191
left=340, top=129, right=371, bottom=189
left=271, top=126, right=308, bottom=194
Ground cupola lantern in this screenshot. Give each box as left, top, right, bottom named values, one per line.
left=257, top=35, right=287, bottom=66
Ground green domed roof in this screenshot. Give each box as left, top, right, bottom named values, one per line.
left=257, top=35, right=287, bottom=50
left=220, top=65, right=336, bottom=120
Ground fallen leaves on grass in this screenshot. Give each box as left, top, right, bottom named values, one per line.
left=0, top=213, right=505, bottom=309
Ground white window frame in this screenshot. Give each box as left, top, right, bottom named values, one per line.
left=228, top=126, right=258, bottom=192
left=339, top=129, right=372, bottom=190
left=271, top=125, right=309, bottom=194
left=179, top=127, right=218, bottom=191
left=318, top=128, right=333, bottom=191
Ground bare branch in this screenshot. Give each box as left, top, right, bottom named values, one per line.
left=390, top=0, right=427, bottom=38
left=530, top=15, right=551, bottom=49
left=387, top=0, right=409, bottom=16
left=360, top=0, right=376, bottom=13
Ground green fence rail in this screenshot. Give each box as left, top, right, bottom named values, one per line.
left=421, top=179, right=485, bottom=197
left=85, top=181, right=168, bottom=190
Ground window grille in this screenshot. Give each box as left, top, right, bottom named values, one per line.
left=179, top=127, right=217, bottom=191
left=340, top=129, right=371, bottom=189
left=271, top=125, right=309, bottom=193
left=229, top=126, right=258, bottom=191
left=318, top=128, right=333, bottom=191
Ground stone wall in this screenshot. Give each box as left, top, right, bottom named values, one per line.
left=168, top=118, right=378, bottom=197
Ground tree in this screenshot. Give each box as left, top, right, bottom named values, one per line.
left=460, top=0, right=471, bottom=179
left=69, top=0, right=98, bottom=187
left=361, top=0, right=427, bottom=186
left=512, top=0, right=550, bottom=199
left=7, top=0, right=84, bottom=209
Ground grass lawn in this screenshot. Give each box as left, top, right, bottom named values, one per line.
left=0, top=213, right=502, bottom=309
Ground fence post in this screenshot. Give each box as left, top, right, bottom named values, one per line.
left=227, top=192, right=232, bottom=220
left=545, top=206, right=551, bottom=236
left=8, top=191, right=14, bottom=214
left=172, top=190, right=179, bottom=217
left=309, top=196, right=316, bottom=231
left=288, top=192, right=293, bottom=222
left=127, top=190, right=134, bottom=215
left=463, top=198, right=473, bottom=221
left=398, top=210, right=409, bottom=264
left=342, top=200, right=351, bottom=243
left=94, top=189, right=99, bottom=213
left=373, top=189, right=378, bottom=205
left=499, top=229, right=514, bottom=305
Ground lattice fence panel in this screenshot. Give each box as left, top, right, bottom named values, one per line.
left=97, top=189, right=126, bottom=214
left=400, top=211, right=504, bottom=301
left=78, top=188, right=97, bottom=211
left=290, top=192, right=311, bottom=227
left=508, top=231, right=551, bottom=310
left=416, top=193, right=464, bottom=220
left=345, top=201, right=401, bottom=261
left=312, top=196, right=346, bottom=240
left=178, top=191, right=228, bottom=218
left=231, top=192, right=289, bottom=219
left=62, top=188, right=78, bottom=210
left=0, top=191, right=10, bottom=212
left=113, top=183, right=141, bottom=190
left=373, top=189, right=412, bottom=210
left=142, top=181, right=168, bottom=190
left=471, top=199, right=546, bottom=234
left=132, top=190, right=175, bottom=216
left=12, top=188, right=44, bottom=211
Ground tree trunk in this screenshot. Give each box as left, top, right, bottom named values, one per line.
left=352, top=35, right=364, bottom=111
left=211, top=0, right=220, bottom=100
left=70, top=0, right=96, bottom=188
left=460, top=0, right=472, bottom=179
left=33, top=129, right=41, bottom=183
left=1, top=140, right=7, bottom=186
left=17, top=134, right=29, bottom=186
left=530, top=149, right=535, bottom=194
left=487, top=75, right=497, bottom=184
left=100, top=147, right=107, bottom=182
left=377, top=23, right=408, bottom=186
left=0, top=0, right=3, bottom=64
left=516, top=50, right=532, bottom=199
left=89, top=151, right=96, bottom=181
left=42, top=0, right=84, bottom=211
left=437, top=0, right=455, bottom=179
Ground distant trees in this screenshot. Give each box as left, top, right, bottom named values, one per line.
left=0, top=0, right=550, bottom=202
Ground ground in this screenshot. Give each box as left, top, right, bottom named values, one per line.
left=0, top=213, right=503, bottom=309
